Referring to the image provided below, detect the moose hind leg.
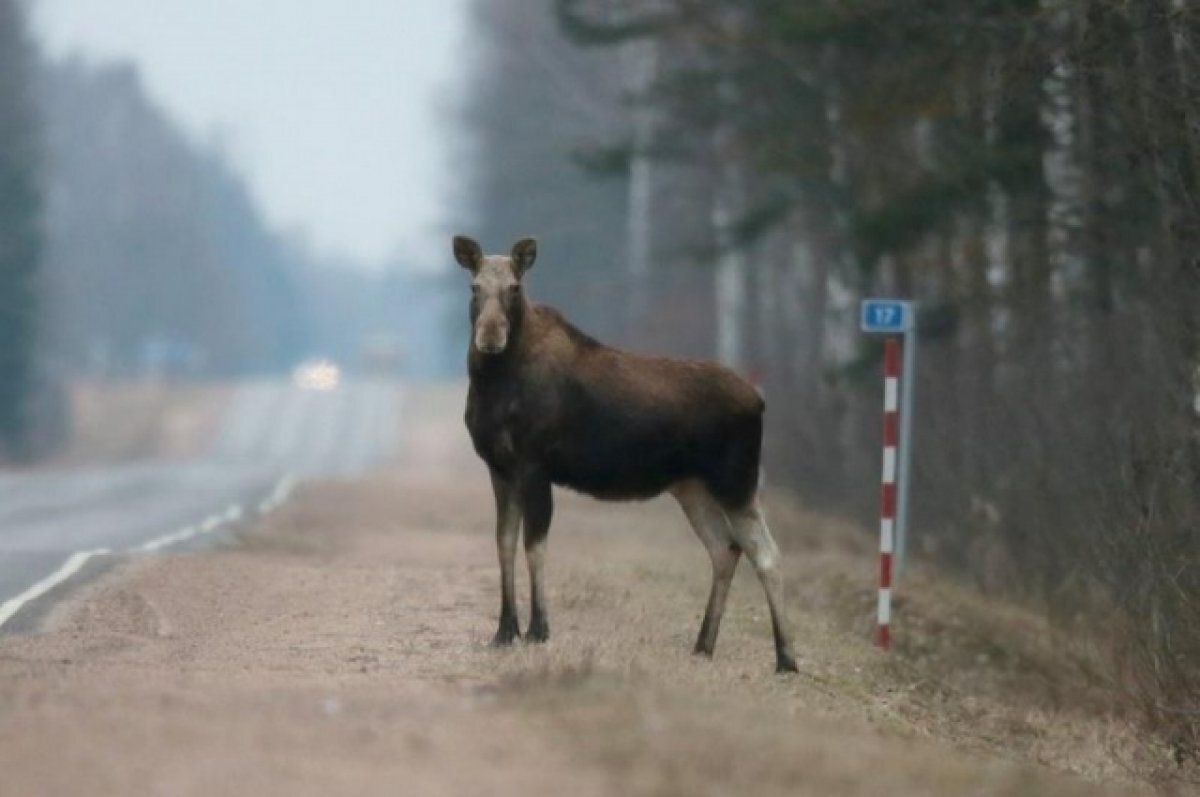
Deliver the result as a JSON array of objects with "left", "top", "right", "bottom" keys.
[
  {"left": 726, "top": 496, "right": 798, "bottom": 673},
  {"left": 490, "top": 468, "right": 522, "bottom": 646},
  {"left": 673, "top": 481, "right": 741, "bottom": 658},
  {"left": 522, "top": 476, "right": 553, "bottom": 642}
]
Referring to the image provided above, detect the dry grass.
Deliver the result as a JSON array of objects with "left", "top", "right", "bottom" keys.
[{"left": 453, "top": 483, "right": 1153, "bottom": 793}]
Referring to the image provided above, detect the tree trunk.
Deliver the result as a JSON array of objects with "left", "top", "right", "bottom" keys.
[{"left": 621, "top": 38, "right": 657, "bottom": 332}]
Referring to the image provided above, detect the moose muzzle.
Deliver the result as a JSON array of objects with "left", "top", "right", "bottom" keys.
[{"left": 474, "top": 303, "right": 509, "bottom": 354}]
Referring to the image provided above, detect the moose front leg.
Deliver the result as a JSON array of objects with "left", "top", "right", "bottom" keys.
[
  {"left": 521, "top": 476, "right": 553, "bottom": 642},
  {"left": 490, "top": 467, "right": 522, "bottom": 646}
]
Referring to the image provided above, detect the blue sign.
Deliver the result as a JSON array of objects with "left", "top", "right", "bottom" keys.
[{"left": 861, "top": 300, "right": 910, "bottom": 334}]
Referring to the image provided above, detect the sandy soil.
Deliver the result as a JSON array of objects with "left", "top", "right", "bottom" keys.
[{"left": 0, "top": 384, "right": 1169, "bottom": 795}]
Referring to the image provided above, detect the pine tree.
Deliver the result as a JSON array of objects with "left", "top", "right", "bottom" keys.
[{"left": 0, "top": 0, "right": 42, "bottom": 459}]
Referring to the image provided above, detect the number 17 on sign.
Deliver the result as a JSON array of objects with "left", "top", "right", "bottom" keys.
[{"left": 861, "top": 300, "right": 908, "bottom": 334}]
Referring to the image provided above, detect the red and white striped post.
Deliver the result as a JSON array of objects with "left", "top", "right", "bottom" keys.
[
  {"left": 877, "top": 338, "right": 900, "bottom": 650},
  {"left": 862, "top": 299, "right": 917, "bottom": 651}
]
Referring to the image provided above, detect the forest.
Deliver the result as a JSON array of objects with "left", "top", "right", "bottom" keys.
[
  {"left": 40, "top": 58, "right": 309, "bottom": 381},
  {"left": 456, "top": 0, "right": 1200, "bottom": 748}
]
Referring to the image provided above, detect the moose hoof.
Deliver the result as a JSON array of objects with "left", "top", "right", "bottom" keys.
[
  {"left": 775, "top": 653, "right": 799, "bottom": 674},
  {"left": 490, "top": 620, "right": 520, "bottom": 647},
  {"left": 490, "top": 630, "right": 519, "bottom": 647},
  {"left": 692, "top": 643, "right": 714, "bottom": 659},
  {"left": 525, "top": 619, "right": 549, "bottom": 643}
]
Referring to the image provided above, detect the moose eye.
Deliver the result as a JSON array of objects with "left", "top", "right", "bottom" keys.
[
  {"left": 506, "top": 285, "right": 521, "bottom": 297},
  {"left": 470, "top": 284, "right": 481, "bottom": 296}
]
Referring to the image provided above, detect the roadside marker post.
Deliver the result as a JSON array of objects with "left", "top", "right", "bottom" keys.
[{"left": 860, "top": 299, "right": 918, "bottom": 651}]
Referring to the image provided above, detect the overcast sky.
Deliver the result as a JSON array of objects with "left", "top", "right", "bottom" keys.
[{"left": 32, "top": 1, "right": 470, "bottom": 271}]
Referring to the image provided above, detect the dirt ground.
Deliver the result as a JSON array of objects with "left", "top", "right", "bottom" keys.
[{"left": 0, "top": 384, "right": 1175, "bottom": 795}]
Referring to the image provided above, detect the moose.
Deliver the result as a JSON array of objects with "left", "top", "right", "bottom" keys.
[{"left": 455, "top": 235, "right": 798, "bottom": 673}]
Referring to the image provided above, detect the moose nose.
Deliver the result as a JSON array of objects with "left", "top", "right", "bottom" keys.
[
  {"left": 478, "top": 339, "right": 507, "bottom": 354},
  {"left": 475, "top": 323, "right": 509, "bottom": 354}
]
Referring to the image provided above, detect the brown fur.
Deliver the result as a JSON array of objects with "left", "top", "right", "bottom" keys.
[{"left": 467, "top": 304, "right": 764, "bottom": 507}]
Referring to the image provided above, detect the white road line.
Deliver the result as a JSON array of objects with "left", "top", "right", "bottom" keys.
[
  {"left": 140, "top": 504, "right": 238, "bottom": 553},
  {"left": 0, "top": 387, "right": 315, "bottom": 632},
  {"left": 138, "top": 501, "right": 248, "bottom": 553},
  {"left": 0, "top": 548, "right": 110, "bottom": 629},
  {"left": 0, "top": 379, "right": 331, "bottom": 632},
  {"left": 140, "top": 525, "right": 197, "bottom": 552},
  {"left": 139, "top": 473, "right": 293, "bottom": 555},
  {"left": 257, "top": 473, "right": 295, "bottom": 515}
]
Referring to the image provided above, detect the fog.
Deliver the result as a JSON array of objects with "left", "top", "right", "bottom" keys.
[{"left": 34, "top": 0, "right": 470, "bottom": 269}]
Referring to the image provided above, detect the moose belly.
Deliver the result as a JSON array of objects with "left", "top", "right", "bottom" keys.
[{"left": 542, "top": 422, "right": 711, "bottom": 501}]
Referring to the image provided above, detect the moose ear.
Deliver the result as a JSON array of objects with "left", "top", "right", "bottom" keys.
[
  {"left": 453, "top": 235, "right": 482, "bottom": 271},
  {"left": 511, "top": 237, "right": 537, "bottom": 274}
]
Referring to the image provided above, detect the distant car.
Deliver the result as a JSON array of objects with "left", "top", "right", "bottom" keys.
[{"left": 292, "top": 359, "right": 341, "bottom": 391}]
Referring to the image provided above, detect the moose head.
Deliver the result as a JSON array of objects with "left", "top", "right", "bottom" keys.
[{"left": 453, "top": 235, "right": 537, "bottom": 356}]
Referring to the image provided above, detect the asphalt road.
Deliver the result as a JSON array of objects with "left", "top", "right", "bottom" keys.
[{"left": 0, "top": 378, "right": 398, "bottom": 629}]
